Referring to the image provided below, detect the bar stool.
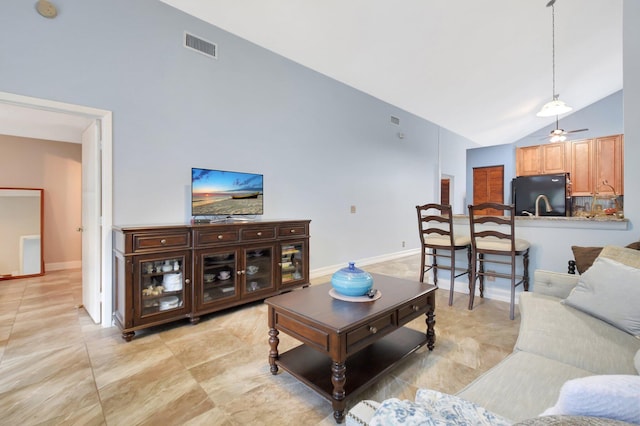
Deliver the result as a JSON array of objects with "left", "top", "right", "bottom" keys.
[
  {"left": 468, "top": 203, "right": 530, "bottom": 320},
  {"left": 416, "top": 203, "right": 471, "bottom": 306}
]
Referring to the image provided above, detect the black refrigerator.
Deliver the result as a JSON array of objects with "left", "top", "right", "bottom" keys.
[{"left": 512, "top": 173, "right": 570, "bottom": 216}]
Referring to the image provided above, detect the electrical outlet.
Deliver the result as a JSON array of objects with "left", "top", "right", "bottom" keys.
[
  {"left": 350, "top": 205, "right": 356, "bottom": 214},
  {"left": 486, "top": 270, "right": 496, "bottom": 281}
]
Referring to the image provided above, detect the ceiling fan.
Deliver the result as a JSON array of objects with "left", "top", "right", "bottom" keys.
[{"left": 543, "top": 116, "right": 588, "bottom": 142}]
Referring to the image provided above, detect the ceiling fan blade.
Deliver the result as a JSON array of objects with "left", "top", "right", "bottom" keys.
[{"left": 565, "top": 128, "right": 589, "bottom": 134}]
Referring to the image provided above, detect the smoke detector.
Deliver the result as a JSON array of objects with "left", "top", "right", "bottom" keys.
[{"left": 36, "top": 0, "right": 57, "bottom": 18}]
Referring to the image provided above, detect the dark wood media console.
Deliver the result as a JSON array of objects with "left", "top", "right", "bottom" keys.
[{"left": 112, "top": 219, "right": 310, "bottom": 341}]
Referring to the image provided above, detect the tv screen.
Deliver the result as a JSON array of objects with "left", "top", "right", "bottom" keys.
[{"left": 191, "top": 168, "right": 263, "bottom": 217}]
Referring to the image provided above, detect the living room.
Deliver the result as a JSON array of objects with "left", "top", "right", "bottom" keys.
[{"left": 1, "top": 0, "right": 639, "bottom": 423}]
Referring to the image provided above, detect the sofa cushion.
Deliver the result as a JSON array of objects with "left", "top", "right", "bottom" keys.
[
  {"left": 599, "top": 245, "right": 640, "bottom": 269},
  {"left": 369, "top": 389, "right": 510, "bottom": 426},
  {"left": 563, "top": 256, "right": 640, "bottom": 337},
  {"left": 540, "top": 375, "right": 640, "bottom": 424},
  {"left": 516, "top": 292, "right": 640, "bottom": 374},
  {"left": 456, "top": 351, "right": 593, "bottom": 422}
]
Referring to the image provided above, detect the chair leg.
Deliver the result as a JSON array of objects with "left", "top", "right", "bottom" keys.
[
  {"left": 478, "top": 253, "right": 485, "bottom": 299},
  {"left": 510, "top": 257, "right": 516, "bottom": 320},
  {"left": 523, "top": 249, "right": 530, "bottom": 291},
  {"left": 468, "top": 248, "right": 476, "bottom": 310},
  {"left": 419, "top": 247, "right": 426, "bottom": 282},
  {"left": 432, "top": 248, "right": 438, "bottom": 287},
  {"left": 448, "top": 249, "right": 455, "bottom": 306}
]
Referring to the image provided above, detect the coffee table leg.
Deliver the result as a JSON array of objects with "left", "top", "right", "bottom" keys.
[
  {"left": 269, "top": 327, "right": 279, "bottom": 374},
  {"left": 331, "top": 361, "right": 346, "bottom": 423},
  {"left": 426, "top": 305, "right": 436, "bottom": 351}
]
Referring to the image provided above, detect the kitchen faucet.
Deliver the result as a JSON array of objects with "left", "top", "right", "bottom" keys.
[{"left": 535, "top": 194, "right": 552, "bottom": 216}]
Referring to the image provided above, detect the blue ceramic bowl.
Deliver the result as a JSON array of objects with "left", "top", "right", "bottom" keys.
[{"left": 331, "top": 262, "right": 373, "bottom": 296}]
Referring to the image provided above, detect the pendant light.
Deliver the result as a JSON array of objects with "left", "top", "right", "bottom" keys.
[{"left": 537, "top": 0, "right": 572, "bottom": 117}]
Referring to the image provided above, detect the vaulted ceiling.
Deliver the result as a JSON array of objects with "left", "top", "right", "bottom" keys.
[
  {"left": 159, "top": 0, "right": 623, "bottom": 147},
  {"left": 0, "top": 1, "right": 623, "bottom": 146}
]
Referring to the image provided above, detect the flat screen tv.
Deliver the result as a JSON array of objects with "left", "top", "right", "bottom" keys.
[{"left": 191, "top": 168, "right": 263, "bottom": 217}]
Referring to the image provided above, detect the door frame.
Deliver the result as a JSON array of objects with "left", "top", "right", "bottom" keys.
[{"left": 0, "top": 91, "right": 113, "bottom": 327}]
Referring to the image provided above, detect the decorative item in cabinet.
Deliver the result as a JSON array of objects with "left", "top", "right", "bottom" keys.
[
  {"left": 198, "top": 251, "right": 239, "bottom": 309},
  {"left": 279, "top": 241, "right": 307, "bottom": 288},
  {"left": 244, "top": 246, "right": 274, "bottom": 295},
  {"left": 137, "top": 255, "right": 190, "bottom": 319}
]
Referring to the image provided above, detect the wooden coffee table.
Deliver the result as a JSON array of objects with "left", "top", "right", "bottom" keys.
[{"left": 265, "top": 273, "right": 436, "bottom": 423}]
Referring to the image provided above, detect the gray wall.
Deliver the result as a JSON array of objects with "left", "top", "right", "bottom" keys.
[
  {"left": 623, "top": 1, "right": 640, "bottom": 235},
  {"left": 0, "top": 0, "right": 475, "bottom": 271}
]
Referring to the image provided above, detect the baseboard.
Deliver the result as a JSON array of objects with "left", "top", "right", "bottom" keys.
[
  {"left": 310, "top": 249, "right": 420, "bottom": 280},
  {"left": 46, "top": 260, "right": 81, "bottom": 271},
  {"left": 434, "top": 278, "right": 517, "bottom": 305}
]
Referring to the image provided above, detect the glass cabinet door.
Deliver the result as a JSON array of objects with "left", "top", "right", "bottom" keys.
[
  {"left": 243, "top": 246, "right": 274, "bottom": 295},
  {"left": 279, "top": 241, "right": 306, "bottom": 287},
  {"left": 137, "top": 253, "right": 190, "bottom": 320},
  {"left": 200, "top": 250, "right": 238, "bottom": 306}
]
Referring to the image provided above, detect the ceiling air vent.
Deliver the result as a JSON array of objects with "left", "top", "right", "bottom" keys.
[{"left": 184, "top": 32, "right": 217, "bottom": 59}]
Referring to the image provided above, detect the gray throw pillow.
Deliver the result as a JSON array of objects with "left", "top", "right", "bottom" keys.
[{"left": 563, "top": 256, "right": 640, "bottom": 337}]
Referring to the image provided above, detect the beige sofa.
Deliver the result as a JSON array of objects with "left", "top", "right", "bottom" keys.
[{"left": 347, "top": 245, "right": 640, "bottom": 425}]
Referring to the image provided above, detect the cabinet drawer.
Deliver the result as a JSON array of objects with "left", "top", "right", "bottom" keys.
[
  {"left": 194, "top": 229, "right": 240, "bottom": 246},
  {"left": 132, "top": 232, "right": 191, "bottom": 252},
  {"left": 278, "top": 224, "right": 307, "bottom": 237},
  {"left": 241, "top": 227, "right": 276, "bottom": 241},
  {"left": 346, "top": 313, "right": 395, "bottom": 353},
  {"left": 397, "top": 295, "right": 431, "bottom": 326}
]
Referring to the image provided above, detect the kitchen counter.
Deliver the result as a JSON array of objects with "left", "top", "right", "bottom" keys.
[{"left": 452, "top": 214, "right": 629, "bottom": 230}]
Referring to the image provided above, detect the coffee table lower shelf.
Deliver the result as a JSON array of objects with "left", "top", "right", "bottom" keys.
[{"left": 275, "top": 327, "right": 427, "bottom": 401}]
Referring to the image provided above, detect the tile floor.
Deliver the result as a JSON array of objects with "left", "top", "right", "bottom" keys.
[{"left": 0, "top": 254, "right": 520, "bottom": 425}]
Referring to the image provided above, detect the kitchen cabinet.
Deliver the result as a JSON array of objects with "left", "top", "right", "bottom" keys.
[
  {"left": 113, "top": 220, "right": 310, "bottom": 341},
  {"left": 516, "top": 142, "right": 570, "bottom": 176},
  {"left": 570, "top": 135, "right": 623, "bottom": 196},
  {"left": 594, "top": 135, "right": 624, "bottom": 196}
]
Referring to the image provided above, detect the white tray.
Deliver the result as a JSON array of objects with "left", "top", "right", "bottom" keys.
[{"left": 329, "top": 288, "right": 381, "bottom": 302}]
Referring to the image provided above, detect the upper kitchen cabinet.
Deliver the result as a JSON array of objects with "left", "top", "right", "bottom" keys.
[
  {"left": 594, "top": 135, "right": 624, "bottom": 196},
  {"left": 516, "top": 142, "right": 570, "bottom": 176},
  {"left": 570, "top": 135, "right": 624, "bottom": 196}
]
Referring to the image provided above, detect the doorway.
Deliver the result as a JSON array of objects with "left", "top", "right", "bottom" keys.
[
  {"left": 472, "top": 165, "right": 504, "bottom": 215},
  {"left": 0, "top": 91, "right": 113, "bottom": 326}
]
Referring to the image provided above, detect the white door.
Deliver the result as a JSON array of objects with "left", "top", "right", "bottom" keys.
[{"left": 82, "top": 121, "right": 102, "bottom": 323}]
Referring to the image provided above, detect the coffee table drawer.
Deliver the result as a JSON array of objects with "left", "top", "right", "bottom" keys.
[
  {"left": 346, "top": 313, "right": 395, "bottom": 353},
  {"left": 397, "top": 294, "right": 431, "bottom": 326},
  {"left": 275, "top": 312, "right": 330, "bottom": 352}
]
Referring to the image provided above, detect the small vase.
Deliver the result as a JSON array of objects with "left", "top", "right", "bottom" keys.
[{"left": 331, "top": 262, "right": 373, "bottom": 296}]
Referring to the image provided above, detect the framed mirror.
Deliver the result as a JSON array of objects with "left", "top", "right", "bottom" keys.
[{"left": 0, "top": 188, "right": 44, "bottom": 279}]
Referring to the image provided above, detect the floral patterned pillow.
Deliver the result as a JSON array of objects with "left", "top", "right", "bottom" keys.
[{"left": 370, "top": 389, "right": 511, "bottom": 426}]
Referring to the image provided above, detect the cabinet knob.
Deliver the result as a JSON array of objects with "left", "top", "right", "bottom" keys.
[
  {"left": 257, "top": 232, "right": 262, "bottom": 236},
  {"left": 160, "top": 239, "right": 167, "bottom": 245},
  {"left": 237, "top": 270, "right": 244, "bottom": 275},
  {"left": 185, "top": 279, "right": 190, "bottom": 284},
  {"left": 368, "top": 326, "right": 378, "bottom": 334},
  {"left": 290, "top": 229, "right": 295, "bottom": 233},
  {"left": 217, "top": 235, "right": 223, "bottom": 240},
  {"left": 412, "top": 305, "right": 420, "bottom": 312}
]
